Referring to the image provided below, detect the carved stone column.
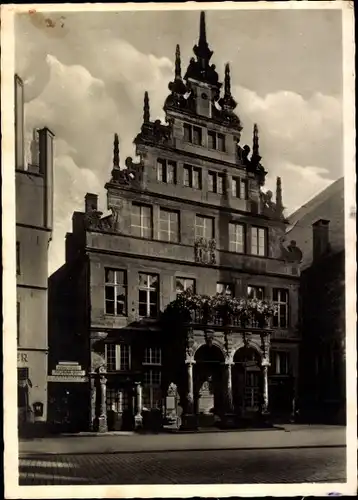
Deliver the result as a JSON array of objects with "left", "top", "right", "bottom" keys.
[
  {"left": 134, "top": 382, "right": 143, "bottom": 428},
  {"left": 90, "top": 377, "right": 96, "bottom": 431},
  {"left": 222, "top": 360, "right": 236, "bottom": 428},
  {"left": 98, "top": 373, "right": 108, "bottom": 433},
  {"left": 225, "top": 361, "right": 234, "bottom": 412},
  {"left": 186, "top": 360, "right": 195, "bottom": 413},
  {"left": 181, "top": 359, "right": 197, "bottom": 430},
  {"left": 261, "top": 359, "right": 270, "bottom": 415}
]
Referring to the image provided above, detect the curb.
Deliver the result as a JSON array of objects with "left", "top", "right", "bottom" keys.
[{"left": 19, "top": 443, "right": 346, "bottom": 457}]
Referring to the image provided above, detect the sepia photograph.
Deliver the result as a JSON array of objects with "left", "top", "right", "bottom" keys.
[{"left": 1, "top": 1, "right": 356, "bottom": 497}]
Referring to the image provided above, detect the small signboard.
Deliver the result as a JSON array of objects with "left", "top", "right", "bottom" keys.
[{"left": 48, "top": 361, "right": 88, "bottom": 383}]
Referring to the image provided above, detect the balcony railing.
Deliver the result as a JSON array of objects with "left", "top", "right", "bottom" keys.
[{"left": 187, "top": 309, "right": 271, "bottom": 329}]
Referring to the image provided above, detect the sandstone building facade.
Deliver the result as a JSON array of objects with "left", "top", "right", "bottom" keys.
[
  {"left": 15, "top": 74, "right": 55, "bottom": 431},
  {"left": 49, "top": 12, "right": 302, "bottom": 431}
]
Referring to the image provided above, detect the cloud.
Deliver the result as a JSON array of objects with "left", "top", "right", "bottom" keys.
[
  {"left": 22, "top": 47, "right": 173, "bottom": 274},
  {"left": 235, "top": 85, "right": 342, "bottom": 215}
]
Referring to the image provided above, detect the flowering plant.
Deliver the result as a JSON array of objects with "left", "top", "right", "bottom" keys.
[{"left": 163, "top": 290, "right": 278, "bottom": 327}]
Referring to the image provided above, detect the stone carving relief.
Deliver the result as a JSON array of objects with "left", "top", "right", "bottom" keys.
[
  {"left": 194, "top": 238, "right": 216, "bottom": 265},
  {"left": 269, "top": 225, "right": 303, "bottom": 263},
  {"left": 167, "top": 383, "right": 178, "bottom": 397},
  {"left": 91, "top": 351, "right": 106, "bottom": 372},
  {"left": 84, "top": 201, "right": 124, "bottom": 234}
]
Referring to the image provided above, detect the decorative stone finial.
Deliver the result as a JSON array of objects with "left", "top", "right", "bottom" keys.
[
  {"left": 194, "top": 11, "right": 213, "bottom": 64},
  {"left": 219, "top": 63, "right": 237, "bottom": 111},
  {"left": 143, "top": 91, "right": 150, "bottom": 123},
  {"left": 224, "top": 63, "right": 231, "bottom": 97},
  {"left": 175, "top": 44, "right": 182, "bottom": 80},
  {"left": 113, "top": 133, "right": 120, "bottom": 169},
  {"left": 276, "top": 176, "right": 284, "bottom": 216},
  {"left": 253, "top": 123, "right": 260, "bottom": 159}
]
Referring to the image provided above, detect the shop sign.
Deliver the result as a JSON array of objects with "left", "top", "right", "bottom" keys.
[{"left": 49, "top": 361, "right": 87, "bottom": 383}]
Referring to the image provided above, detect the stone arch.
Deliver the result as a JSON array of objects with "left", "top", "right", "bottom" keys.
[
  {"left": 192, "top": 340, "right": 226, "bottom": 360},
  {"left": 231, "top": 343, "right": 263, "bottom": 415},
  {"left": 230, "top": 339, "right": 263, "bottom": 363},
  {"left": 193, "top": 343, "right": 226, "bottom": 418}
]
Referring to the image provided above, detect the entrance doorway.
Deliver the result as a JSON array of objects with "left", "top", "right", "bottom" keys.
[
  {"left": 233, "top": 347, "right": 261, "bottom": 416},
  {"left": 194, "top": 344, "right": 225, "bottom": 424}
]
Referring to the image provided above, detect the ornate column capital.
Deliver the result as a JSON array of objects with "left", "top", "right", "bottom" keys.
[
  {"left": 261, "top": 359, "right": 270, "bottom": 367},
  {"left": 185, "top": 358, "right": 196, "bottom": 365}
]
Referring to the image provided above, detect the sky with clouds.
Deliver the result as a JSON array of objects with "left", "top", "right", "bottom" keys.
[{"left": 15, "top": 8, "right": 343, "bottom": 275}]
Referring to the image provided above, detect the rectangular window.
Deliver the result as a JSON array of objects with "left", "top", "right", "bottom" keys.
[
  {"left": 132, "top": 204, "right": 153, "bottom": 239},
  {"left": 270, "top": 350, "right": 290, "bottom": 375},
  {"left": 176, "top": 277, "right": 196, "bottom": 296},
  {"left": 159, "top": 209, "right": 179, "bottom": 243},
  {"left": 105, "top": 344, "right": 116, "bottom": 371},
  {"left": 17, "top": 301, "right": 20, "bottom": 345},
  {"left": 105, "top": 344, "right": 131, "bottom": 372},
  {"left": 157, "top": 159, "right": 177, "bottom": 184},
  {"left": 247, "top": 286, "right": 265, "bottom": 300},
  {"left": 216, "top": 283, "right": 234, "bottom": 297},
  {"left": 208, "top": 172, "right": 215, "bottom": 193},
  {"left": 217, "top": 133, "right": 226, "bottom": 152},
  {"left": 251, "top": 226, "right": 267, "bottom": 256},
  {"left": 143, "top": 347, "right": 162, "bottom": 365},
  {"left": 106, "top": 388, "right": 129, "bottom": 414},
  {"left": 193, "top": 167, "right": 202, "bottom": 189},
  {"left": 217, "top": 174, "right": 225, "bottom": 195},
  {"left": 208, "top": 131, "right": 226, "bottom": 151},
  {"left": 229, "top": 222, "right": 245, "bottom": 253},
  {"left": 272, "top": 288, "right": 289, "bottom": 328},
  {"left": 240, "top": 178, "right": 248, "bottom": 199},
  {"left": 143, "top": 368, "right": 162, "bottom": 409},
  {"left": 16, "top": 242, "right": 20, "bottom": 276},
  {"left": 105, "top": 269, "right": 127, "bottom": 316},
  {"left": 138, "top": 273, "right": 159, "bottom": 318},
  {"left": 183, "top": 123, "right": 192, "bottom": 142},
  {"left": 208, "top": 171, "right": 225, "bottom": 194},
  {"left": 208, "top": 131, "right": 217, "bottom": 150},
  {"left": 183, "top": 165, "right": 191, "bottom": 187},
  {"left": 183, "top": 165, "right": 202, "bottom": 189},
  {"left": 232, "top": 177, "right": 248, "bottom": 199},
  {"left": 195, "top": 215, "right": 214, "bottom": 240},
  {"left": 193, "top": 126, "right": 202, "bottom": 146},
  {"left": 143, "top": 347, "right": 162, "bottom": 409}
]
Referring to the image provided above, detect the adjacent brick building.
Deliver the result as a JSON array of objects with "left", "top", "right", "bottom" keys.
[
  {"left": 15, "top": 75, "right": 55, "bottom": 431},
  {"left": 288, "top": 178, "right": 345, "bottom": 424},
  {"left": 48, "top": 12, "right": 303, "bottom": 432}
]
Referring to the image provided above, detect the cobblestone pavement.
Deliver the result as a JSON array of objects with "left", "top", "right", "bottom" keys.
[{"left": 19, "top": 446, "right": 346, "bottom": 485}]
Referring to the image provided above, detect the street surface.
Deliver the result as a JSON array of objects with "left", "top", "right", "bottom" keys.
[{"left": 19, "top": 425, "right": 346, "bottom": 485}]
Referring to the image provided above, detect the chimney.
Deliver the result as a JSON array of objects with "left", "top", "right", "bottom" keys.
[
  {"left": 313, "top": 219, "right": 330, "bottom": 260},
  {"left": 14, "top": 75, "right": 25, "bottom": 170},
  {"left": 85, "top": 193, "right": 98, "bottom": 213},
  {"left": 38, "top": 127, "right": 55, "bottom": 230}
]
